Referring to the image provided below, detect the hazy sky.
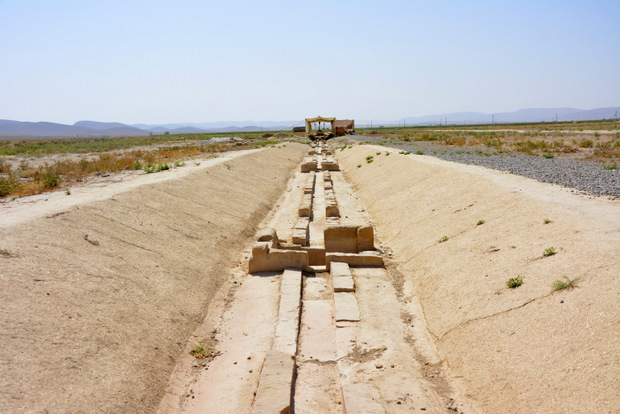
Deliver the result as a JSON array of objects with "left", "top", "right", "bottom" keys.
[{"left": 1, "top": 0, "right": 619, "bottom": 124}]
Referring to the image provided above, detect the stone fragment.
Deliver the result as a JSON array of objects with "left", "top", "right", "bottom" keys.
[{"left": 252, "top": 351, "right": 295, "bottom": 414}]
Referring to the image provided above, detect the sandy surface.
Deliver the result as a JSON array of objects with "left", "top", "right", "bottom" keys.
[
  {"left": 0, "top": 144, "right": 306, "bottom": 413},
  {"left": 336, "top": 145, "right": 619, "bottom": 413}
]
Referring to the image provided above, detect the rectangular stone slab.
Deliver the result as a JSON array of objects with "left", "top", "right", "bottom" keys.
[
  {"left": 334, "top": 292, "right": 360, "bottom": 322},
  {"left": 252, "top": 350, "right": 295, "bottom": 414},
  {"left": 332, "top": 275, "right": 354, "bottom": 292},
  {"left": 330, "top": 261, "right": 352, "bottom": 277},
  {"left": 273, "top": 269, "right": 303, "bottom": 356}
]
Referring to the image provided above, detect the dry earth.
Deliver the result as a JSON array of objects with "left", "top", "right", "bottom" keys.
[
  {"left": 1, "top": 139, "right": 618, "bottom": 413},
  {"left": 336, "top": 145, "right": 619, "bottom": 413},
  {"left": 0, "top": 144, "right": 306, "bottom": 413}
]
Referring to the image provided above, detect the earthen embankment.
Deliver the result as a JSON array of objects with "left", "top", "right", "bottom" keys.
[
  {"left": 0, "top": 144, "right": 306, "bottom": 413},
  {"left": 336, "top": 145, "right": 619, "bottom": 413}
]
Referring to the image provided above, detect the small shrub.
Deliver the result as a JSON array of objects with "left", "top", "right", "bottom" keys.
[
  {"left": 552, "top": 276, "right": 582, "bottom": 291},
  {"left": 39, "top": 170, "right": 61, "bottom": 188},
  {"left": 143, "top": 165, "right": 156, "bottom": 173},
  {"left": 579, "top": 139, "right": 593, "bottom": 148},
  {"left": 0, "top": 175, "right": 22, "bottom": 197},
  {"left": 603, "top": 163, "right": 617, "bottom": 170},
  {"left": 376, "top": 151, "right": 381, "bottom": 155},
  {"left": 542, "top": 153, "right": 555, "bottom": 158},
  {"left": 65, "top": 188, "right": 71, "bottom": 195},
  {"left": 385, "top": 151, "right": 389, "bottom": 156},
  {"left": 543, "top": 218, "right": 552, "bottom": 224},
  {"left": 543, "top": 247, "right": 557, "bottom": 257},
  {"left": 438, "top": 236, "right": 448, "bottom": 243},
  {"left": 365, "top": 155, "right": 374, "bottom": 164},
  {"left": 506, "top": 276, "right": 523, "bottom": 288},
  {"left": 132, "top": 162, "right": 143, "bottom": 170},
  {"left": 174, "top": 161, "right": 185, "bottom": 167},
  {"left": 477, "top": 219, "right": 486, "bottom": 225},
  {"left": 415, "top": 150, "right": 424, "bottom": 155},
  {"left": 357, "top": 164, "right": 361, "bottom": 168}
]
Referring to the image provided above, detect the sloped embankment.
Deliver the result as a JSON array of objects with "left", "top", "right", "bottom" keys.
[
  {"left": 0, "top": 144, "right": 305, "bottom": 413},
  {"left": 336, "top": 145, "right": 619, "bottom": 413}
]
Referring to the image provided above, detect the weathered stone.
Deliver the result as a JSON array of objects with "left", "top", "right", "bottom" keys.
[
  {"left": 248, "top": 249, "right": 308, "bottom": 273},
  {"left": 325, "top": 252, "right": 383, "bottom": 270},
  {"left": 274, "top": 269, "right": 302, "bottom": 356},
  {"left": 252, "top": 351, "right": 295, "bottom": 414},
  {"left": 334, "top": 292, "right": 360, "bottom": 322},
  {"left": 332, "top": 275, "right": 354, "bottom": 292},
  {"left": 330, "top": 261, "right": 351, "bottom": 277},
  {"left": 341, "top": 383, "right": 385, "bottom": 413},
  {"left": 324, "top": 225, "right": 359, "bottom": 253},
  {"left": 357, "top": 225, "right": 374, "bottom": 251},
  {"left": 252, "top": 242, "right": 270, "bottom": 256},
  {"left": 257, "top": 228, "right": 279, "bottom": 248}
]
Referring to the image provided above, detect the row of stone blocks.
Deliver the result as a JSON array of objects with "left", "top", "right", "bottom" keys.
[
  {"left": 248, "top": 225, "right": 383, "bottom": 273},
  {"left": 323, "top": 171, "right": 339, "bottom": 218}
]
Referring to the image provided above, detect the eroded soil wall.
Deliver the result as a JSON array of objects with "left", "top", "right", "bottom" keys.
[
  {"left": 0, "top": 144, "right": 305, "bottom": 413},
  {"left": 336, "top": 145, "right": 619, "bottom": 413}
]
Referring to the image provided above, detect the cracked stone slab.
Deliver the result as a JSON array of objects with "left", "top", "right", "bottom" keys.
[
  {"left": 334, "top": 292, "right": 360, "bottom": 322},
  {"left": 273, "top": 269, "right": 302, "bottom": 356},
  {"left": 330, "top": 261, "right": 352, "bottom": 277}
]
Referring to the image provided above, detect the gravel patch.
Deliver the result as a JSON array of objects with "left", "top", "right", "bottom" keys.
[{"left": 353, "top": 136, "right": 620, "bottom": 199}]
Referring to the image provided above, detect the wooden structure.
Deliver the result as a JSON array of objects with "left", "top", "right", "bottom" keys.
[{"left": 305, "top": 116, "right": 354, "bottom": 140}]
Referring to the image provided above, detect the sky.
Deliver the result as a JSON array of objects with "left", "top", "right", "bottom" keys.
[{"left": 0, "top": 0, "right": 619, "bottom": 125}]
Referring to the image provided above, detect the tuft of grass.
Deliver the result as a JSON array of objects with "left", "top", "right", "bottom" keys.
[
  {"left": 543, "top": 247, "right": 557, "bottom": 257},
  {"left": 438, "top": 236, "right": 448, "bottom": 243},
  {"left": 385, "top": 151, "right": 390, "bottom": 156},
  {"left": 552, "top": 276, "right": 582, "bottom": 291},
  {"left": 357, "top": 164, "right": 361, "bottom": 168},
  {"left": 376, "top": 151, "right": 382, "bottom": 155},
  {"left": 174, "top": 161, "right": 185, "bottom": 167},
  {"left": 415, "top": 150, "right": 424, "bottom": 155},
  {"left": 132, "top": 162, "right": 143, "bottom": 170},
  {"left": 506, "top": 276, "right": 523, "bottom": 288},
  {"left": 39, "top": 170, "right": 61, "bottom": 189},
  {"left": 477, "top": 219, "right": 486, "bottom": 225},
  {"left": 543, "top": 218, "right": 552, "bottom": 224},
  {"left": 190, "top": 342, "right": 221, "bottom": 360},
  {"left": 603, "top": 163, "right": 617, "bottom": 170},
  {"left": 542, "top": 153, "right": 555, "bottom": 158},
  {"left": 65, "top": 188, "right": 71, "bottom": 195},
  {"left": 365, "top": 155, "right": 374, "bottom": 164}
]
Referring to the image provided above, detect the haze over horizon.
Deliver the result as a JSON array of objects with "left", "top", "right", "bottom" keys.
[{"left": 1, "top": 0, "right": 618, "bottom": 125}]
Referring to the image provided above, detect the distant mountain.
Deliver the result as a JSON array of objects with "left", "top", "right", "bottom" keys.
[
  {"left": 1, "top": 108, "right": 617, "bottom": 138},
  {"left": 73, "top": 120, "right": 136, "bottom": 130},
  {"left": 385, "top": 107, "right": 620, "bottom": 126}
]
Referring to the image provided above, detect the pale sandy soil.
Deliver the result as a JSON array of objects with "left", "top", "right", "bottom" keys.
[
  {"left": 0, "top": 144, "right": 306, "bottom": 413},
  {"left": 336, "top": 145, "right": 619, "bottom": 413}
]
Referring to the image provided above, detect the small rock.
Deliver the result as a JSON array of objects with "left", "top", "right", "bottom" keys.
[
  {"left": 234, "top": 361, "right": 237, "bottom": 365},
  {"left": 560, "top": 300, "right": 564, "bottom": 303},
  {"left": 375, "top": 363, "right": 383, "bottom": 369},
  {"left": 421, "top": 408, "right": 426, "bottom": 411},
  {"left": 249, "top": 370, "right": 253, "bottom": 373},
  {"left": 391, "top": 364, "right": 395, "bottom": 368}
]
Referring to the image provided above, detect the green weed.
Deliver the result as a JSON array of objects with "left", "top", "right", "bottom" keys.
[
  {"left": 552, "top": 276, "right": 582, "bottom": 291},
  {"left": 477, "top": 220, "right": 486, "bottom": 225},
  {"left": 506, "top": 276, "right": 523, "bottom": 288},
  {"left": 438, "top": 236, "right": 448, "bottom": 243},
  {"left": 543, "top": 247, "right": 557, "bottom": 257}
]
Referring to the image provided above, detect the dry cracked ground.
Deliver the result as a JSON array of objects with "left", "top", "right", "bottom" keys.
[{"left": 1, "top": 141, "right": 618, "bottom": 413}]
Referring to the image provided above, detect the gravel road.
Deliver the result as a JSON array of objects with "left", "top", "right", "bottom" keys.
[{"left": 354, "top": 136, "right": 620, "bottom": 199}]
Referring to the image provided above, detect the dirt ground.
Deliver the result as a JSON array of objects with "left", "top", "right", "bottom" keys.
[
  {"left": 336, "top": 145, "right": 619, "bottom": 413},
  {"left": 0, "top": 144, "right": 306, "bottom": 413},
  {"left": 1, "top": 139, "right": 618, "bottom": 413}
]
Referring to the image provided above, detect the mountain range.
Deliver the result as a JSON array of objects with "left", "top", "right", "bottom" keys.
[{"left": 0, "top": 107, "right": 617, "bottom": 138}]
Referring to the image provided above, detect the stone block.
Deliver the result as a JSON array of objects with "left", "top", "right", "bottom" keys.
[
  {"left": 334, "top": 292, "right": 360, "bottom": 322},
  {"left": 298, "top": 194, "right": 313, "bottom": 217},
  {"left": 252, "top": 242, "right": 270, "bottom": 256},
  {"left": 292, "top": 228, "right": 308, "bottom": 246},
  {"left": 252, "top": 351, "right": 295, "bottom": 414},
  {"left": 274, "top": 269, "right": 302, "bottom": 356},
  {"left": 330, "top": 261, "right": 351, "bottom": 277},
  {"left": 324, "top": 225, "right": 359, "bottom": 253},
  {"left": 332, "top": 275, "right": 354, "bottom": 292},
  {"left": 248, "top": 249, "right": 308, "bottom": 273},
  {"left": 357, "top": 225, "right": 374, "bottom": 251},
  {"left": 257, "top": 228, "right": 279, "bottom": 248},
  {"left": 300, "top": 158, "right": 318, "bottom": 173},
  {"left": 325, "top": 252, "right": 383, "bottom": 270}
]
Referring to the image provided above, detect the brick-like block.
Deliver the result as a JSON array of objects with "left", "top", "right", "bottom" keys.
[
  {"left": 257, "top": 228, "right": 279, "bottom": 248},
  {"left": 357, "top": 225, "right": 374, "bottom": 251},
  {"left": 332, "top": 275, "right": 354, "bottom": 292},
  {"left": 330, "top": 261, "right": 351, "bottom": 277},
  {"left": 300, "top": 158, "right": 318, "bottom": 173},
  {"left": 252, "top": 242, "right": 270, "bottom": 256},
  {"left": 334, "top": 292, "right": 360, "bottom": 322},
  {"left": 252, "top": 351, "right": 295, "bottom": 414},
  {"left": 324, "top": 225, "right": 359, "bottom": 253},
  {"left": 325, "top": 252, "right": 383, "bottom": 270},
  {"left": 249, "top": 249, "right": 308, "bottom": 273},
  {"left": 274, "top": 269, "right": 302, "bottom": 356}
]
